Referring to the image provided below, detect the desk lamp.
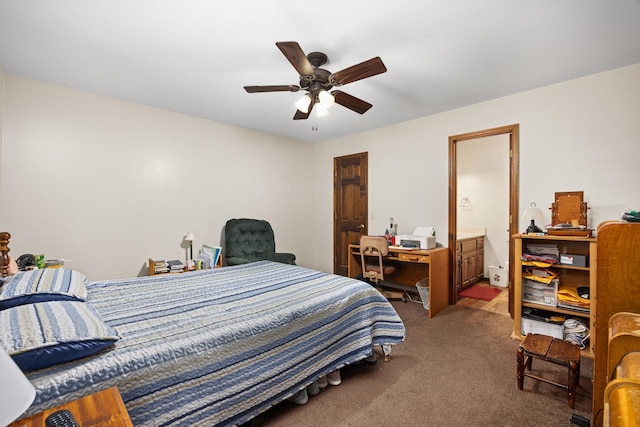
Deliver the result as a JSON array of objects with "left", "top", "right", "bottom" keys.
[
  {"left": 185, "top": 232, "right": 195, "bottom": 260},
  {"left": 0, "top": 346, "right": 36, "bottom": 426},
  {"left": 522, "top": 202, "right": 544, "bottom": 234}
]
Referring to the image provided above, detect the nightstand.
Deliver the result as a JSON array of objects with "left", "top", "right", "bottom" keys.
[
  {"left": 9, "top": 386, "right": 132, "bottom": 427},
  {"left": 148, "top": 258, "right": 185, "bottom": 275},
  {"left": 148, "top": 257, "right": 222, "bottom": 275}
]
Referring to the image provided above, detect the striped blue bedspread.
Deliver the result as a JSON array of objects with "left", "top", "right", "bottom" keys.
[{"left": 24, "top": 261, "right": 405, "bottom": 426}]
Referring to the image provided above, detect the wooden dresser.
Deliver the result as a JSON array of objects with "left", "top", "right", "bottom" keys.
[{"left": 592, "top": 220, "right": 640, "bottom": 425}]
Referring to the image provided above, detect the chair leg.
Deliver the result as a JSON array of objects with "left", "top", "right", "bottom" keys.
[{"left": 517, "top": 347, "right": 526, "bottom": 390}]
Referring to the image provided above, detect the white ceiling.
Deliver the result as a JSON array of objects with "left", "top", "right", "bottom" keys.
[{"left": 1, "top": 1, "right": 639, "bottom": 144}]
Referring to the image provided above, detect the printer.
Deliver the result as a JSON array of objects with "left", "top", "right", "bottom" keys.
[{"left": 395, "top": 227, "right": 436, "bottom": 249}]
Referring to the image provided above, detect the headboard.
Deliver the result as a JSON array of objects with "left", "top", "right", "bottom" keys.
[{"left": 0, "top": 231, "right": 11, "bottom": 277}]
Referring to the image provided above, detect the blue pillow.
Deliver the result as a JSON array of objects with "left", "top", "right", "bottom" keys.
[
  {"left": 0, "top": 300, "right": 119, "bottom": 372},
  {"left": 0, "top": 268, "right": 88, "bottom": 310}
]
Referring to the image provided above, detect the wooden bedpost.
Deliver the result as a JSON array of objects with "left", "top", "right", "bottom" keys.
[{"left": 0, "top": 231, "right": 11, "bottom": 277}]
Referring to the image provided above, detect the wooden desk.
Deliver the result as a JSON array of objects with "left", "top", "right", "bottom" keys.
[
  {"left": 348, "top": 244, "right": 449, "bottom": 318},
  {"left": 10, "top": 386, "right": 133, "bottom": 427}
]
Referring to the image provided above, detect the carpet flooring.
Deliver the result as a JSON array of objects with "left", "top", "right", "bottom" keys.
[{"left": 258, "top": 302, "right": 593, "bottom": 427}]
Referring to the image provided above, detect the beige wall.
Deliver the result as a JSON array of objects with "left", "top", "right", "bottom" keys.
[
  {"left": 312, "top": 63, "right": 640, "bottom": 273},
  {"left": 1, "top": 75, "right": 314, "bottom": 280},
  {"left": 2, "top": 64, "right": 639, "bottom": 280}
]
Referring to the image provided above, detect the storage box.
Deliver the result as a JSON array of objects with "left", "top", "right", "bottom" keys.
[
  {"left": 560, "top": 254, "right": 587, "bottom": 267},
  {"left": 522, "top": 278, "right": 558, "bottom": 307},
  {"left": 521, "top": 317, "right": 564, "bottom": 339}
]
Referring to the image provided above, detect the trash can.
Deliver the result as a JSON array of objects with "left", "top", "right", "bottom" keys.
[
  {"left": 488, "top": 265, "right": 508, "bottom": 288},
  {"left": 416, "top": 278, "right": 430, "bottom": 310}
]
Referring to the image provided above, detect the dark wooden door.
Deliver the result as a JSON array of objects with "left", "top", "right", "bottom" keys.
[{"left": 334, "top": 152, "right": 368, "bottom": 276}]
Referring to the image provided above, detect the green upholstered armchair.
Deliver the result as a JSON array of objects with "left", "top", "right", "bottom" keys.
[{"left": 224, "top": 218, "right": 296, "bottom": 266}]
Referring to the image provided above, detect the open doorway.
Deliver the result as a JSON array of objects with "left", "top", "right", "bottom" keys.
[{"left": 448, "top": 125, "right": 519, "bottom": 316}]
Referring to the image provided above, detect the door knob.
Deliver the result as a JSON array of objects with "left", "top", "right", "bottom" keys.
[{"left": 356, "top": 224, "right": 365, "bottom": 230}]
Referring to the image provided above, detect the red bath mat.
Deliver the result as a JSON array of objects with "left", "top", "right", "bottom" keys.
[{"left": 458, "top": 284, "right": 502, "bottom": 301}]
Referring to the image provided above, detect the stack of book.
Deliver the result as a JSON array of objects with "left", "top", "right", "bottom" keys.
[
  {"left": 153, "top": 260, "right": 169, "bottom": 274},
  {"left": 167, "top": 259, "right": 185, "bottom": 273}
]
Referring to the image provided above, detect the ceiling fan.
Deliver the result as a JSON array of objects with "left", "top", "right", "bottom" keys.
[{"left": 244, "top": 41, "right": 387, "bottom": 120}]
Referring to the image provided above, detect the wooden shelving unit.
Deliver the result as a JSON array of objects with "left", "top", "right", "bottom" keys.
[
  {"left": 148, "top": 258, "right": 185, "bottom": 276},
  {"left": 148, "top": 256, "right": 222, "bottom": 275},
  {"left": 512, "top": 233, "right": 596, "bottom": 359}
]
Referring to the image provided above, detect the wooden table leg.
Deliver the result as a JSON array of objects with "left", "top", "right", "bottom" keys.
[{"left": 568, "top": 359, "right": 579, "bottom": 409}]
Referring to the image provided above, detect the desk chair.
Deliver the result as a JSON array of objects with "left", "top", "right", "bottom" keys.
[{"left": 360, "top": 236, "right": 406, "bottom": 302}]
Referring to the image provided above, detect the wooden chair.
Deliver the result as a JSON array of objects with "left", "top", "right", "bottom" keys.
[{"left": 360, "top": 236, "right": 405, "bottom": 302}]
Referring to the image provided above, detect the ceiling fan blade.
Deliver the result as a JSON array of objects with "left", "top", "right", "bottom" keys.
[
  {"left": 276, "top": 41, "right": 314, "bottom": 77},
  {"left": 332, "top": 90, "right": 373, "bottom": 114},
  {"left": 293, "top": 109, "right": 310, "bottom": 120},
  {"left": 244, "top": 85, "right": 300, "bottom": 93},
  {"left": 293, "top": 100, "right": 315, "bottom": 120},
  {"left": 330, "top": 57, "right": 387, "bottom": 86}
]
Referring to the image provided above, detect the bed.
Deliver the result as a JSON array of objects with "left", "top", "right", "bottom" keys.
[{"left": 0, "top": 233, "right": 405, "bottom": 426}]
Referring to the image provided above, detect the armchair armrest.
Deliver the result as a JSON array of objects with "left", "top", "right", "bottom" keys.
[
  {"left": 225, "top": 256, "right": 252, "bottom": 266},
  {"left": 266, "top": 252, "right": 296, "bottom": 265}
]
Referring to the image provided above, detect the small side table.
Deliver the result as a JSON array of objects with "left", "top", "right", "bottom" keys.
[
  {"left": 149, "top": 256, "right": 223, "bottom": 275},
  {"left": 9, "top": 386, "right": 132, "bottom": 427},
  {"left": 517, "top": 333, "right": 581, "bottom": 408}
]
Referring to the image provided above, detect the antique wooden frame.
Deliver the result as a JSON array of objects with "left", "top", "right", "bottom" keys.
[{"left": 550, "top": 191, "right": 588, "bottom": 227}]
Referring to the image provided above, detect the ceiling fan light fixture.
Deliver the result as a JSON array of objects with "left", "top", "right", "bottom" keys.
[
  {"left": 245, "top": 41, "right": 387, "bottom": 120},
  {"left": 318, "top": 90, "right": 335, "bottom": 108},
  {"left": 295, "top": 94, "right": 312, "bottom": 113}
]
